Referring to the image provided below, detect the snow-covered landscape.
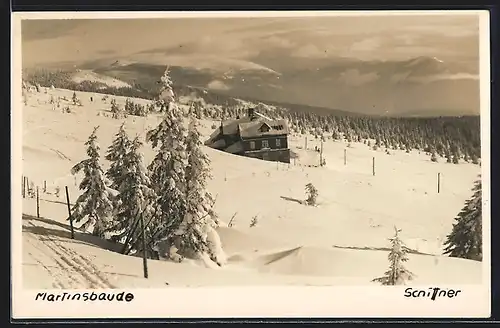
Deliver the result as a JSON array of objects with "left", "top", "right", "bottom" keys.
[
  {"left": 19, "top": 85, "right": 484, "bottom": 289},
  {"left": 12, "top": 12, "right": 491, "bottom": 320}
]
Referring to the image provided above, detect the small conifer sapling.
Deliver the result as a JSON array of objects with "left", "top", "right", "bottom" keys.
[
  {"left": 372, "top": 227, "right": 415, "bottom": 285},
  {"left": 305, "top": 183, "right": 318, "bottom": 206},
  {"left": 431, "top": 151, "right": 438, "bottom": 162}
]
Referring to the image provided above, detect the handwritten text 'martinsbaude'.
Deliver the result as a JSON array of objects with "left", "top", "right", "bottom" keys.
[{"left": 35, "top": 291, "right": 135, "bottom": 302}]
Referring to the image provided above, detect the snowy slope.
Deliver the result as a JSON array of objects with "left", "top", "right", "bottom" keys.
[
  {"left": 71, "top": 70, "right": 132, "bottom": 89},
  {"left": 19, "top": 87, "right": 483, "bottom": 289}
]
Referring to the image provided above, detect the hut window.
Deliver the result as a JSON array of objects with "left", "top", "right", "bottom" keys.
[
  {"left": 249, "top": 141, "right": 256, "bottom": 150},
  {"left": 262, "top": 140, "right": 269, "bottom": 148},
  {"left": 276, "top": 138, "right": 281, "bottom": 147}
]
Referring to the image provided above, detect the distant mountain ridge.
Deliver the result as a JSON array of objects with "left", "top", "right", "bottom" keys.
[
  {"left": 24, "top": 53, "right": 480, "bottom": 117},
  {"left": 22, "top": 67, "right": 363, "bottom": 119}
]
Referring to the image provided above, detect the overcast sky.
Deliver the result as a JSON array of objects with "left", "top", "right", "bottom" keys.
[{"left": 21, "top": 13, "right": 480, "bottom": 68}]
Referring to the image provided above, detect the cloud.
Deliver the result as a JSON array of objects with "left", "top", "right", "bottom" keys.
[
  {"left": 207, "top": 80, "right": 231, "bottom": 91},
  {"left": 391, "top": 71, "right": 479, "bottom": 84},
  {"left": 21, "top": 19, "right": 86, "bottom": 41},
  {"left": 391, "top": 45, "right": 440, "bottom": 57},
  {"left": 183, "top": 33, "right": 298, "bottom": 58},
  {"left": 96, "top": 49, "right": 116, "bottom": 55},
  {"left": 409, "top": 73, "right": 479, "bottom": 84},
  {"left": 390, "top": 73, "right": 411, "bottom": 84},
  {"left": 338, "top": 69, "right": 380, "bottom": 86},
  {"left": 179, "top": 35, "right": 256, "bottom": 58},
  {"left": 402, "top": 24, "right": 479, "bottom": 38},
  {"left": 21, "top": 15, "right": 480, "bottom": 67},
  {"left": 393, "top": 34, "right": 419, "bottom": 46},
  {"left": 292, "top": 44, "right": 329, "bottom": 58},
  {"left": 262, "top": 35, "right": 295, "bottom": 49},
  {"left": 339, "top": 37, "right": 386, "bottom": 59},
  {"left": 350, "top": 37, "right": 382, "bottom": 53}
]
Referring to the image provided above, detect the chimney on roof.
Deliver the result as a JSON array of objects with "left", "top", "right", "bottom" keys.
[{"left": 248, "top": 107, "right": 257, "bottom": 121}]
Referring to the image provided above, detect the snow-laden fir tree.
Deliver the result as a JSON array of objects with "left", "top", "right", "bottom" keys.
[
  {"left": 464, "top": 153, "right": 470, "bottom": 163},
  {"left": 110, "top": 98, "right": 119, "bottom": 111},
  {"left": 431, "top": 151, "right": 438, "bottom": 162},
  {"left": 372, "top": 226, "right": 415, "bottom": 285},
  {"left": 249, "top": 216, "right": 258, "bottom": 228},
  {"left": 124, "top": 99, "right": 133, "bottom": 114},
  {"left": 305, "top": 183, "right": 318, "bottom": 206},
  {"left": 147, "top": 102, "right": 156, "bottom": 114},
  {"left": 105, "top": 123, "right": 132, "bottom": 190},
  {"left": 70, "top": 126, "right": 114, "bottom": 238},
  {"left": 471, "top": 152, "right": 479, "bottom": 165},
  {"left": 443, "top": 177, "right": 482, "bottom": 261},
  {"left": 157, "top": 68, "right": 175, "bottom": 112},
  {"left": 172, "top": 118, "right": 225, "bottom": 264},
  {"left": 146, "top": 68, "right": 188, "bottom": 255},
  {"left": 446, "top": 151, "right": 452, "bottom": 163},
  {"left": 107, "top": 136, "right": 157, "bottom": 254},
  {"left": 110, "top": 99, "right": 126, "bottom": 119},
  {"left": 22, "top": 82, "right": 29, "bottom": 105}
]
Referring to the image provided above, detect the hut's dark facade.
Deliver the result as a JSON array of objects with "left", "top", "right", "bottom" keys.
[{"left": 205, "top": 108, "right": 291, "bottom": 164}]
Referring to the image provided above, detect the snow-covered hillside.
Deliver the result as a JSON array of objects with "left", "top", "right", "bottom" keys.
[
  {"left": 71, "top": 70, "right": 132, "bottom": 89},
  {"left": 19, "top": 87, "right": 483, "bottom": 289}
]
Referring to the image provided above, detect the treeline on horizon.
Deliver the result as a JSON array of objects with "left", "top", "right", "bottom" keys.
[{"left": 23, "top": 68, "right": 482, "bottom": 163}]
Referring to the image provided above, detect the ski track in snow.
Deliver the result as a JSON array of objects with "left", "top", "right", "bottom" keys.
[
  {"left": 50, "top": 148, "right": 72, "bottom": 161},
  {"left": 24, "top": 221, "right": 115, "bottom": 289}
]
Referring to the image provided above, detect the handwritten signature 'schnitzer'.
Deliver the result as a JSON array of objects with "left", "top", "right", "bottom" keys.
[{"left": 404, "top": 287, "right": 462, "bottom": 301}]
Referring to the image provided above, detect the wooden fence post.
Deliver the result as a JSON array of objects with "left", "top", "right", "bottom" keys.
[
  {"left": 22, "top": 176, "right": 25, "bottom": 198},
  {"left": 320, "top": 140, "right": 324, "bottom": 167},
  {"left": 437, "top": 172, "right": 441, "bottom": 194},
  {"left": 344, "top": 149, "right": 347, "bottom": 166},
  {"left": 43, "top": 180, "right": 47, "bottom": 193},
  {"left": 36, "top": 187, "right": 40, "bottom": 218},
  {"left": 121, "top": 210, "right": 143, "bottom": 255},
  {"left": 372, "top": 157, "right": 376, "bottom": 176},
  {"left": 65, "top": 186, "right": 75, "bottom": 239},
  {"left": 140, "top": 211, "right": 149, "bottom": 279}
]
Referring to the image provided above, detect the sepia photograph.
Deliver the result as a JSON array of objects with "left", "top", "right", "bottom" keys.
[{"left": 12, "top": 10, "right": 490, "bottom": 319}]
